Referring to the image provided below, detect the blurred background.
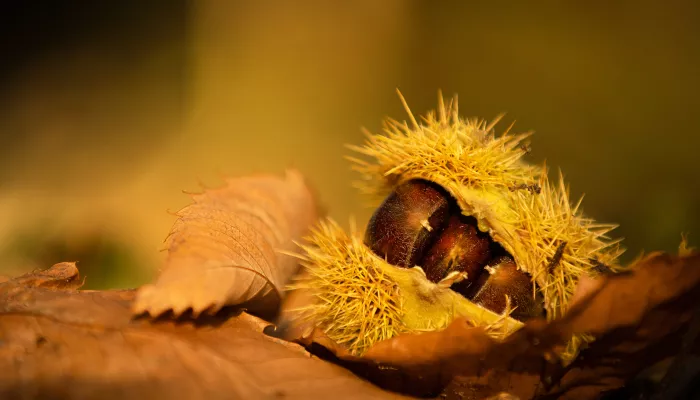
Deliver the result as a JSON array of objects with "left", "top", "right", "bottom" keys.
[{"left": 0, "top": 1, "right": 697, "bottom": 289}]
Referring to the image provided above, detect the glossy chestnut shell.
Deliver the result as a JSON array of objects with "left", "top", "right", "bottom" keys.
[
  {"left": 364, "top": 179, "right": 544, "bottom": 321},
  {"left": 365, "top": 180, "right": 450, "bottom": 268}
]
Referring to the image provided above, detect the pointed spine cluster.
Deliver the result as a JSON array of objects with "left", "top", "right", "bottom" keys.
[
  {"left": 349, "top": 92, "right": 624, "bottom": 331},
  {"left": 291, "top": 220, "right": 406, "bottom": 355},
  {"left": 348, "top": 94, "right": 539, "bottom": 203}
]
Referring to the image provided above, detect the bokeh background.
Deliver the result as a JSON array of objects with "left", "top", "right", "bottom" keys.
[{"left": 0, "top": 1, "right": 698, "bottom": 289}]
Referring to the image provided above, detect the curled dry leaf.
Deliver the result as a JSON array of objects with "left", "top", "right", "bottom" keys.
[
  {"left": 539, "top": 251, "right": 700, "bottom": 399},
  {"left": 0, "top": 263, "right": 409, "bottom": 400},
  {"left": 2, "top": 261, "right": 82, "bottom": 290},
  {"left": 282, "top": 252, "right": 700, "bottom": 399},
  {"left": 133, "top": 170, "right": 318, "bottom": 318}
]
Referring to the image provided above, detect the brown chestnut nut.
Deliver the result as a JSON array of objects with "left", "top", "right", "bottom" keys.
[
  {"left": 364, "top": 179, "right": 544, "bottom": 322},
  {"left": 465, "top": 256, "right": 545, "bottom": 321},
  {"left": 421, "top": 215, "right": 492, "bottom": 284},
  {"left": 364, "top": 180, "right": 451, "bottom": 268}
]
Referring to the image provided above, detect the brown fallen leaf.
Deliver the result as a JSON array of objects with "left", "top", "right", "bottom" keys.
[
  {"left": 282, "top": 252, "right": 700, "bottom": 399},
  {"left": 539, "top": 251, "right": 700, "bottom": 399},
  {"left": 0, "top": 263, "right": 409, "bottom": 400},
  {"left": 133, "top": 170, "right": 318, "bottom": 318},
  {"left": 2, "top": 261, "right": 82, "bottom": 290}
]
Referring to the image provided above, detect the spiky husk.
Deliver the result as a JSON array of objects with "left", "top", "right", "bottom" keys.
[
  {"left": 292, "top": 219, "right": 523, "bottom": 356},
  {"left": 297, "top": 92, "right": 625, "bottom": 361},
  {"left": 349, "top": 93, "right": 624, "bottom": 321},
  {"left": 290, "top": 220, "right": 404, "bottom": 354}
]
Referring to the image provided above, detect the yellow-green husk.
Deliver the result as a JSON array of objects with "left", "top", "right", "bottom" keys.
[{"left": 294, "top": 92, "right": 624, "bottom": 362}]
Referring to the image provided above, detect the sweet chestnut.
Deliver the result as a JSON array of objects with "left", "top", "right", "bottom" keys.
[
  {"left": 421, "top": 214, "right": 492, "bottom": 284},
  {"left": 467, "top": 255, "right": 545, "bottom": 320},
  {"left": 364, "top": 180, "right": 451, "bottom": 268},
  {"left": 364, "top": 179, "right": 543, "bottom": 321},
  {"left": 298, "top": 94, "right": 623, "bottom": 361}
]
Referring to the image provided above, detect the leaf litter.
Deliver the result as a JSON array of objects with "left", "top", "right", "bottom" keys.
[
  {"left": 0, "top": 262, "right": 407, "bottom": 400},
  {"left": 279, "top": 252, "right": 700, "bottom": 399},
  {"left": 1, "top": 170, "right": 699, "bottom": 399},
  {"left": 133, "top": 169, "right": 318, "bottom": 318}
]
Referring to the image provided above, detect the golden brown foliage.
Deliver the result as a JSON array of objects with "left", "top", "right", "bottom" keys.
[
  {"left": 0, "top": 263, "right": 406, "bottom": 400},
  {"left": 133, "top": 170, "right": 318, "bottom": 318},
  {"left": 2, "top": 171, "right": 699, "bottom": 399},
  {"left": 284, "top": 252, "right": 700, "bottom": 399}
]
